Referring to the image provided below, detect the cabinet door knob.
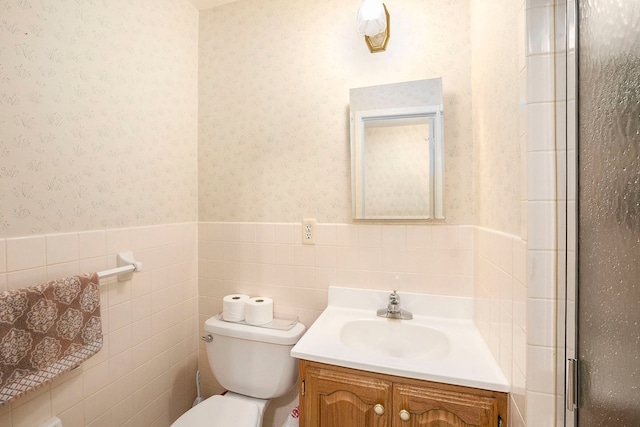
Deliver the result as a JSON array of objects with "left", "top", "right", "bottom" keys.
[
  {"left": 374, "top": 404, "right": 385, "bottom": 415},
  {"left": 399, "top": 409, "right": 410, "bottom": 421}
]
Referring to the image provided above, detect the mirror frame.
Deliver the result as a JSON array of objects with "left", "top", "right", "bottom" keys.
[{"left": 350, "top": 104, "right": 444, "bottom": 220}]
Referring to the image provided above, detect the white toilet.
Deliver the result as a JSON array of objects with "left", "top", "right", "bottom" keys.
[{"left": 171, "top": 315, "right": 306, "bottom": 427}]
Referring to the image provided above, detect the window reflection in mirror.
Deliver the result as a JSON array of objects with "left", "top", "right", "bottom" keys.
[{"left": 350, "top": 79, "right": 444, "bottom": 220}]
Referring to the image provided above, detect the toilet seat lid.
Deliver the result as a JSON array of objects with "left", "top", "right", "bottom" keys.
[{"left": 171, "top": 395, "right": 260, "bottom": 427}]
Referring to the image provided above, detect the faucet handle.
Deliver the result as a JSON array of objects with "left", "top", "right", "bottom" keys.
[{"left": 389, "top": 290, "right": 399, "bottom": 303}]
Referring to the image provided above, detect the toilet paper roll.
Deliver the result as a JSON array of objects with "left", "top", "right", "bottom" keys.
[
  {"left": 244, "top": 297, "right": 274, "bottom": 326},
  {"left": 222, "top": 294, "right": 250, "bottom": 322}
]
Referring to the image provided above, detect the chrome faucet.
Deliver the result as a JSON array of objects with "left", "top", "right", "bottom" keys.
[{"left": 377, "top": 290, "right": 413, "bottom": 320}]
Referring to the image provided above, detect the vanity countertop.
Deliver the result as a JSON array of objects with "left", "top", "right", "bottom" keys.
[{"left": 291, "top": 286, "right": 510, "bottom": 393}]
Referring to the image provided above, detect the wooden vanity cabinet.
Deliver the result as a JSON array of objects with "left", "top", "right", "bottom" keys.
[{"left": 299, "top": 360, "right": 508, "bottom": 427}]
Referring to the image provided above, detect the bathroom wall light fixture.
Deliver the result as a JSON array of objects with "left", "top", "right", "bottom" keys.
[{"left": 357, "top": 0, "right": 390, "bottom": 53}]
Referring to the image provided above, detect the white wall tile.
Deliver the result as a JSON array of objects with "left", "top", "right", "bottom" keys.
[
  {"left": 358, "top": 225, "right": 382, "bottom": 248},
  {"left": 513, "top": 239, "right": 527, "bottom": 284},
  {"left": 79, "top": 231, "right": 107, "bottom": 260},
  {"left": 431, "top": 226, "right": 459, "bottom": 251},
  {"left": 527, "top": 102, "right": 555, "bottom": 151},
  {"left": 106, "top": 229, "right": 131, "bottom": 257},
  {"left": 527, "top": 54, "right": 555, "bottom": 103},
  {"left": 46, "top": 233, "right": 79, "bottom": 265},
  {"left": 255, "top": 224, "right": 275, "bottom": 243},
  {"left": 47, "top": 261, "right": 80, "bottom": 281},
  {"left": 357, "top": 247, "right": 383, "bottom": 271},
  {"left": 527, "top": 202, "right": 556, "bottom": 250},
  {"left": 12, "top": 390, "right": 52, "bottom": 427},
  {"left": 382, "top": 249, "right": 406, "bottom": 273},
  {"left": 527, "top": 298, "right": 556, "bottom": 346},
  {"left": 527, "top": 250, "right": 556, "bottom": 298},
  {"left": 528, "top": 151, "right": 557, "bottom": 201},
  {"left": 524, "top": 1, "right": 559, "bottom": 415},
  {"left": 237, "top": 223, "right": 256, "bottom": 242},
  {"left": 4, "top": 222, "right": 199, "bottom": 427},
  {"left": 51, "top": 371, "right": 84, "bottom": 416},
  {"left": 7, "top": 236, "right": 46, "bottom": 272},
  {"left": 382, "top": 226, "right": 406, "bottom": 249},
  {"left": 335, "top": 224, "right": 359, "bottom": 247},
  {"left": 406, "top": 226, "right": 429, "bottom": 249},
  {"left": 527, "top": 345, "right": 556, "bottom": 394},
  {"left": 255, "top": 243, "right": 275, "bottom": 264},
  {"left": 526, "top": 391, "right": 556, "bottom": 426},
  {"left": 130, "top": 226, "right": 167, "bottom": 251},
  {"left": 0, "top": 240, "right": 6, "bottom": 274},
  {"left": 526, "top": 6, "right": 554, "bottom": 55},
  {"left": 513, "top": 279, "right": 527, "bottom": 331},
  {"left": 474, "top": 226, "right": 528, "bottom": 404},
  {"left": 528, "top": 0, "right": 554, "bottom": 7},
  {"left": 316, "top": 224, "right": 336, "bottom": 246},
  {"left": 314, "top": 246, "right": 336, "bottom": 268},
  {"left": 294, "top": 245, "right": 315, "bottom": 267}
]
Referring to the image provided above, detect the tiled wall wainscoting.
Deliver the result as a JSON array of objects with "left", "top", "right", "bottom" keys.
[
  {"left": 474, "top": 227, "right": 527, "bottom": 426},
  {"left": 198, "top": 221, "right": 475, "bottom": 332},
  {"left": 198, "top": 221, "right": 523, "bottom": 427},
  {"left": 0, "top": 223, "right": 199, "bottom": 427},
  {"left": 0, "top": 221, "right": 541, "bottom": 427}
]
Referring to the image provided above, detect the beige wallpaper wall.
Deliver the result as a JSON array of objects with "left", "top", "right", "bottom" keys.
[
  {"left": 470, "top": 0, "right": 523, "bottom": 236},
  {"left": 0, "top": 0, "right": 199, "bottom": 238},
  {"left": 198, "top": 0, "right": 474, "bottom": 225}
]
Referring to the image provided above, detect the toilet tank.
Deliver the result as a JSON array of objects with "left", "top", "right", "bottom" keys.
[{"left": 204, "top": 315, "right": 306, "bottom": 399}]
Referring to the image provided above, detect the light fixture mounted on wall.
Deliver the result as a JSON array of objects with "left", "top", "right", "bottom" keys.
[{"left": 357, "top": 0, "right": 390, "bottom": 53}]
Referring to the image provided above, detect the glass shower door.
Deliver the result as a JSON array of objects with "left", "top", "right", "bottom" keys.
[{"left": 576, "top": 0, "right": 640, "bottom": 425}]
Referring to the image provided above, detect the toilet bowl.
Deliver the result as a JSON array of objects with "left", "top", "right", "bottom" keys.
[
  {"left": 171, "top": 315, "right": 306, "bottom": 427},
  {"left": 171, "top": 393, "right": 266, "bottom": 427}
]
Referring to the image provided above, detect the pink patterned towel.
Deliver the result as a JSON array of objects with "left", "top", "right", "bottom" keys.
[{"left": 0, "top": 273, "right": 103, "bottom": 405}]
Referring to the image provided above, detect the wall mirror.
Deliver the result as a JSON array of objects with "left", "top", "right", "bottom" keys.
[{"left": 350, "top": 78, "right": 444, "bottom": 220}]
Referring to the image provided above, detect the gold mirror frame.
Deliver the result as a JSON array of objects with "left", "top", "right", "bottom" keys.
[{"left": 364, "top": 4, "right": 390, "bottom": 53}]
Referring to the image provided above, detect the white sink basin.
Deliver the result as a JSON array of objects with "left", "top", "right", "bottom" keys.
[
  {"left": 291, "top": 286, "right": 510, "bottom": 393},
  {"left": 340, "top": 319, "right": 450, "bottom": 360}
]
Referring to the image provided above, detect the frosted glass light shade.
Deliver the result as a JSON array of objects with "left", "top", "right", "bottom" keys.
[{"left": 357, "top": 0, "right": 387, "bottom": 37}]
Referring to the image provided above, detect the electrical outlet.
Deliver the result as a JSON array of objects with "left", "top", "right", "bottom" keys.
[{"left": 302, "top": 218, "right": 317, "bottom": 245}]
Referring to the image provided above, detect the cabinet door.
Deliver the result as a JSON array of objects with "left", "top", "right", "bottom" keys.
[
  {"left": 301, "top": 364, "right": 392, "bottom": 427},
  {"left": 393, "top": 383, "right": 502, "bottom": 427}
]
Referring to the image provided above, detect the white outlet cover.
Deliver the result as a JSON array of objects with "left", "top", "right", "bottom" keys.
[{"left": 302, "top": 218, "right": 317, "bottom": 245}]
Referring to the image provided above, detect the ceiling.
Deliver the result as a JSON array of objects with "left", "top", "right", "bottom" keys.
[{"left": 188, "top": 0, "right": 238, "bottom": 10}]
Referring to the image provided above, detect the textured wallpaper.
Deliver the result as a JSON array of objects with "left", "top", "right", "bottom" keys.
[
  {"left": 0, "top": 0, "right": 199, "bottom": 238},
  {"left": 470, "top": 0, "right": 522, "bottom": 235},
  {"left": 198, "top": 0, "right": 474, "bottom": 224}
]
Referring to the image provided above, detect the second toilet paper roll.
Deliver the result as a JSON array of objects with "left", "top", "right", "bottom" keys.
[
  {"left": 223, "top": 294, "right": 250, "bottom": 322},
  {"left": 244, "top": 297, "right": 274, "bottom": 325}
]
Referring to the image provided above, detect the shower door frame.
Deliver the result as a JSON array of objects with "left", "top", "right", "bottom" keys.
[{"left": 556, "top": 0, "right": 578, "bottom": 426}]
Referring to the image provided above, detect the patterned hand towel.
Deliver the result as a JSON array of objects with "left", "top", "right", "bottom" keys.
[{"left": 0, "top": 273, "right": 102, "bottom": 405}]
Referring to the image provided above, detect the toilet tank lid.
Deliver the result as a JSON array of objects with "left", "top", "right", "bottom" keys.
[{"left": 205, "top": 315, "right": 306, "bottom": 345}]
